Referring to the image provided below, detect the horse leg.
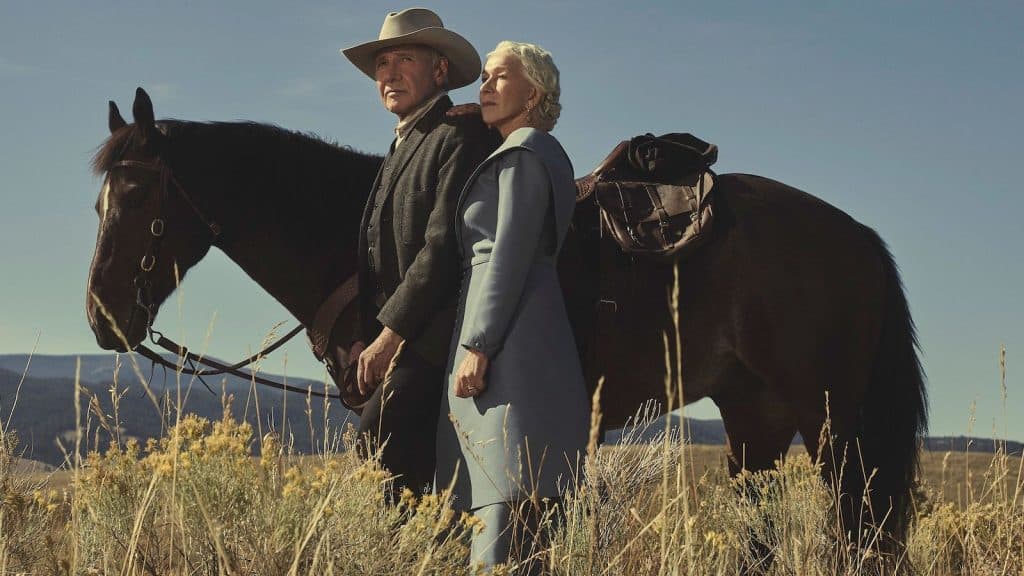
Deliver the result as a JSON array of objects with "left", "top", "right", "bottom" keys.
[
  {"left": 798, "top": 402, "right": 896, "bottom": 561},
  {"left": 713, "top": 362, "right": 798, "bottom": 573},
  {"left": 714, "top": 367, "right": 797, "bottom": 476}
]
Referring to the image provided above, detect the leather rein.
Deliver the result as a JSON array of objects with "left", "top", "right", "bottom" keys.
[{"left": 109, "top": 158, "right": 350, "bottom": 399}]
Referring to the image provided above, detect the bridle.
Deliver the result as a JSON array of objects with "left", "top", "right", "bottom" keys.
[{"left": 106, "top": 157, "right": 341, "bottom": 399}]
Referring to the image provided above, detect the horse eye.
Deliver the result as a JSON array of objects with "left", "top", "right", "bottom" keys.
[{"left": 118, "top": 183, "right": 147, "bottom": 209}]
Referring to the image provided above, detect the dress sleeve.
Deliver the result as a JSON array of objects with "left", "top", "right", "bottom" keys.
[{"left": 460, "top": 149, "right": 551, "bottom": 357}]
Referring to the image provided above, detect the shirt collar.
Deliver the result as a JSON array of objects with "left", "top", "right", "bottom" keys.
[{"left": 394, "top": 90, "right": 447, "bottom": 145}]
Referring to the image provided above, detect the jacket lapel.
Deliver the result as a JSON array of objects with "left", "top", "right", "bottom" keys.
[{"left": 375, "top": 95, "right": 453, "bottom": 209}]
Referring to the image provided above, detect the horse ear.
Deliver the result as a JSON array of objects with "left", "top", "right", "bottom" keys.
[
  {"left": 108, "top": 101, "right": 127, "bottom": 133},
  {"left": 132, "top": 87, "right": 157, "bottom": 139}
]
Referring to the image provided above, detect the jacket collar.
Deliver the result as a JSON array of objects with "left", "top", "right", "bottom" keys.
[
  {"left": 382, "top": 93, "right": 450, "bottom": 184},
  {"left": 373, "top": 94, "right": 454, "bottom": 202},
  {"left": 395, "top": 90, "right": 448, "bottom": 145}
]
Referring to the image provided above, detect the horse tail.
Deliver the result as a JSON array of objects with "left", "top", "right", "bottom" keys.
[{"left": 859, "top": 229, "right": 928, "bottom": 542}]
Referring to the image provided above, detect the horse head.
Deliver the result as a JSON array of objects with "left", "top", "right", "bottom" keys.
[{"left": 86, "top": 88, "right": 216, "bottom": 351}]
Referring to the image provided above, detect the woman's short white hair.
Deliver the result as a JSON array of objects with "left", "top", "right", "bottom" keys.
[{"left": 488, "top": 41, "right": 561, "bottom": 130}]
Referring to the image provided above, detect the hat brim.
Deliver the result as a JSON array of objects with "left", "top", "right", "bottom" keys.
[{"left": 341, "top": 28, "right": 481, "bottom": 90}]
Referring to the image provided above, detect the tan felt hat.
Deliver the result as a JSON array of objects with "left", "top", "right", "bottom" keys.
[{"left": 341, "top": 8, "right": 481, "bottom": 90}]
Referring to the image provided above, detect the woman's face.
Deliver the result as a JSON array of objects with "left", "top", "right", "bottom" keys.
[{"left": 479, "top": 51, "right": 538, "bottom": 137}]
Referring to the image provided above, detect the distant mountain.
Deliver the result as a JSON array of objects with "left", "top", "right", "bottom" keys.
[
  {"left": 0, "top": 353, "right": 302, "bottom": 394},
  {"left": 924, "top": 436, "right": 1023, "bottom": 455},
  {"left": 602, "top": 411, "right": 1022, "bottom": 456},
  {"left": 1, "top": 354, "right": 1019, "bottom": 468},
  {"left": 0, "top": 354, "right": 355, "bottom": 467}
]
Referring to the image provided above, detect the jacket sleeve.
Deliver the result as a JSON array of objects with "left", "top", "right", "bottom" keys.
[
  {"left": 460, "top": 150, "right": 551, "bottom": 357},
  {"left": 376, "top": 125, "right": 493, "bottom": 340}
]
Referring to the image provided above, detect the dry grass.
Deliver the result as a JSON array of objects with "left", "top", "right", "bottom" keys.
[
  {"left": 0, "top": 385, "right": 1020, "bottom": 574},
  {"left": 1, "top": 271, "right": 1015, "bottom": 574}
]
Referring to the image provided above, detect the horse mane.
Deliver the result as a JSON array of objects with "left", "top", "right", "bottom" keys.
[
  {"left": 92, "top": 120, "right": 381, "bottom": 176},
  {"left": 91, "top": 125, "right": 143, "bottom": 175}
]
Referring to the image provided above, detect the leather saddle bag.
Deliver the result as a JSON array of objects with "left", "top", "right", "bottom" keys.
[
  {"left": 577, "top": 133, "right": 718, "bottom": 257},
  {"left": 596, "top": 172, "right": 714, "bottom": 257}
]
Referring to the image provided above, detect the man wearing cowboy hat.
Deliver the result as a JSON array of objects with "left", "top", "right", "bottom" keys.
[{"left": 342, "top": 8, "right": 499, "bottom": 497}]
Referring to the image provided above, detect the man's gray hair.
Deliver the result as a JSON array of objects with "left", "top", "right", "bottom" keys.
[{"left": 488, "top": 41, "right": 561, "bottom": 130}]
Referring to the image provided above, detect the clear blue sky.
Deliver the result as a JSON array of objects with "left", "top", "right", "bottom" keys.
[{"left": 1, "top": 1, "right": 1021, "bottom": 439}]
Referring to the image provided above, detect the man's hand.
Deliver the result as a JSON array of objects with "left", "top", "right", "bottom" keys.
[
  {"left": 356, "top": 327, "right": 404, "bottom": 396},
  {"left": 445, "top": 102, "right": 481, "bottom": 117},
  {"left": 453, "top": 349, "right": 488, "bottom": 398},
  {"left": 346, "top": 340, "right": 366, "bottom": 368}
]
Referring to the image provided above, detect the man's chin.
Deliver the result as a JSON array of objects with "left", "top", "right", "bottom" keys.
[{"left": 384, "top": 97, "right": 411, "bottom": 116}]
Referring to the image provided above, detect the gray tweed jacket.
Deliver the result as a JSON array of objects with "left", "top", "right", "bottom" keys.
[{"left": 355, "top": 95, "right": 500, "bottom": 367}]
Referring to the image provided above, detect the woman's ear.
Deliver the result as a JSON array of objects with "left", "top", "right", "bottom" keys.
[{"left": 528, "top": 87, "right": 540, "bottom": 109}]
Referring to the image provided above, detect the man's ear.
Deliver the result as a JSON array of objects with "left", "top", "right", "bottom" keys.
[{"left": 435, "top": 56, "right": 450, "bottom": 87}]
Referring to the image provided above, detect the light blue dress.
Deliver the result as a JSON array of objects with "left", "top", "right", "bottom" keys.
[{"left": 435, "top": 127, "right": 590, "bottom": 512}]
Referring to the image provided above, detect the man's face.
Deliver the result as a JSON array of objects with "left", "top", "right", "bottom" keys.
[{"left": 374, "top": 45, "right": 447, "bottom": 118}]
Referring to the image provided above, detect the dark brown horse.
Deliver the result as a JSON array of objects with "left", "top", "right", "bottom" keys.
[{"left": 86, "top": 88, "right": 926, "bottom": 550}]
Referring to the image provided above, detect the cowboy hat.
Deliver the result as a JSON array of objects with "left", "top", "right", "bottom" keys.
[{"left": 341, "top": 8, "right": 480, "bottom": 90}]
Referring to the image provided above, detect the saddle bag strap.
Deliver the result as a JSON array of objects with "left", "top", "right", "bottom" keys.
[
  {"left": 645, "top": 184, "right": 672, "bottom": 231},
  {"left": 644, "top": 184, "right": 674, "bottom": 246},
  {"left": 614, "top": 182, "right": 642, "bottom": 244}
]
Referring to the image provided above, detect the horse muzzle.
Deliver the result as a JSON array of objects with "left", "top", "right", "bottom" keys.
[{"left": 87, "top": 299, "right": 147, "bottom": 352}]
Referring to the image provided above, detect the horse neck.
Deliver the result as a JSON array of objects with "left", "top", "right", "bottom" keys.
[{"left": 172, "top": 125, "right": 378, "bottom": 327}]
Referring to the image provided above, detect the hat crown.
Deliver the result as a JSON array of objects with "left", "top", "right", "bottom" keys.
[{"left": 379, "top": 8, "right": 444, "bottom": 40}]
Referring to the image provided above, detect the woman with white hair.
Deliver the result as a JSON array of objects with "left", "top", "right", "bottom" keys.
[{"left": 436, "top": 41, "right": 590, "bottom": 571}]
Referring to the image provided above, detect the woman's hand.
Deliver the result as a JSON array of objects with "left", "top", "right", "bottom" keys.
[{"left": 454, "top": 349, "right": 489, "bottom": 398}]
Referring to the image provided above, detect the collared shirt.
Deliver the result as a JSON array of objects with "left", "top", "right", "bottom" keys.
[{"left": 394, "top": 90, "right": 447, "bottom": 147}]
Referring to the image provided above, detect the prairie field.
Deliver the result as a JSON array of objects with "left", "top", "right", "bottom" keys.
[{"left": 1, "top": 388, "right": 1021, "bottom": 576}]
